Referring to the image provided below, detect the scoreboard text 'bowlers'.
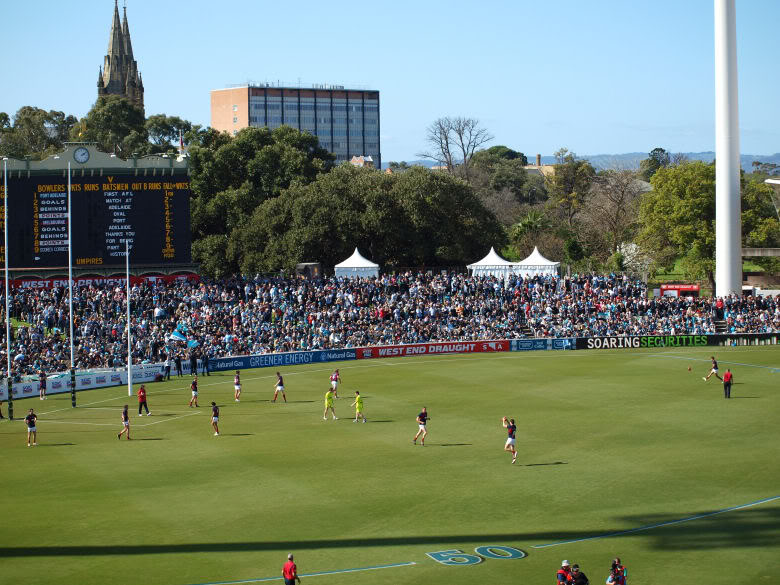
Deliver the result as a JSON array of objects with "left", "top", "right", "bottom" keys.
[{"left": 0, "top": 175, "right": 191, "bottom": 268}]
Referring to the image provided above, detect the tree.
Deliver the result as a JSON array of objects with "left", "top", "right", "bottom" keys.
[
  {"left": 71, "top": 96, "right": 146, "bottom": 155},
  {"left": 583, "top": 169, "right": 646, "bottom": 256},
  {"left": 388, "top": 161, "right": 413, "bottom": 172},
  {"left": 0, "top": 107, "right": 77, "bottom": 159},
  {"left": 546, "top": 149, "right": 595, "bottom": 227},
  {"left": 234, "top": 165, "right": 505, "bottom": 273},
  {"left": 639, "top": 162, "right": 780, "bottom": 289},
  {"left": 145, "top": 114, "right": 193, "bottom": 153},
  {"left": 741, "top": 177, "right": 780, "bottom": 273},
  {"left": 417, "top": 116, "right": 493, "bottom": 177},
  {"left": 474, "top": 145, "right": 528, "bottom": 165},
  {"left": 188, "top": 125, "right": 334, "bottom": 275},
  {"left": 639, "top": 147, "right": 671, "bottom": 181},
  {"left": 638, "top": 161, "right": 717, "bottom": 289}
]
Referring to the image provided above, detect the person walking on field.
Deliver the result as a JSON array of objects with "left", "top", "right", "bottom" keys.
[
  {"left": 723, "top": 368, "right": 733, "bottom": 399},
  {"left": 282, "top": 553, "right": 301, "bottom": 585},
  {"left": 211, "top": 402, "right": 220, "bottom": 436},
  {"left": 323, "top": 388, "right": 337, "bottom": 420},
  {"left": 329, "top": 369, "right": 341, "bottom": 398},
  {"left": 25, "top": 408, "right": 38, "bottom": 446},
  {"left": 38, "top": 369, "right": 47, "bottom": 400},
  {"left": 351, "top": 390, "right": 366, "bottom": 423},
  {"left": 272, "top": 372, "right": 287, "bottom": 403},
  {"left": 117, "top": 405, "right": 131, "bottom": 440},
  {"left": 189, "top": 376, "right": 199, "bottom": 407},
  {"left": 175, "top": 354, "right": 183, "bottom": 377},
  {"left": 234, "top": 370, "right": 242, "bottom": 402},
  {"left": 502, "top": 416, "right": 518, "bottom": 464},
  {"left": 137, "top": 384, "right": 151, "bottom": 416},
  {"left": 413, "top": 407, "right": 429, "bottom": 446},
  {"left": 703, "top": 356, "right": 723, "bottom": 382}
]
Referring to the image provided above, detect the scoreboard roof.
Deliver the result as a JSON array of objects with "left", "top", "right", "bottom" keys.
[{"left": 2, "top": 143, "right": 189, "bottom": 175}]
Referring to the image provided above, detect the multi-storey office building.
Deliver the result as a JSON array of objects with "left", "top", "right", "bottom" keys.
[{"left": 211, "top": 84, "right": 380, "bottom": 167}]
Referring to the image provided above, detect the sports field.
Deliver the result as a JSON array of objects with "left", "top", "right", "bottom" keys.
[{"left": 1, "top": 346, "right": 778, "bottom": 585}]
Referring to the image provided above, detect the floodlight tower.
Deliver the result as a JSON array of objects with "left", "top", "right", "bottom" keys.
[{"left": 714, "top": 0, "right": 742, "bottom": 297}]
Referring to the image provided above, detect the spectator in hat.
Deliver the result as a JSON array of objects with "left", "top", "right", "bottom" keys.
[{"left": 557, "top": 560, "right": 573, "bottom": 584}]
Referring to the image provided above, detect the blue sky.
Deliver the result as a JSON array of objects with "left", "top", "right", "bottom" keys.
[{"left": 2, "top": 0, "right": 778, "bottom": 162}]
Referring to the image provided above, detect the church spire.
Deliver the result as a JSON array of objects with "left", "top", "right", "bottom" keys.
[
  {"left": 107, "top": 0, "right": 124, "bottom": 58},
  {"left": 122, "top": 2, "right": 134, "bottom": 61},
  {"left": 98, "top": 1, "right": 144, "bottom": 114}
]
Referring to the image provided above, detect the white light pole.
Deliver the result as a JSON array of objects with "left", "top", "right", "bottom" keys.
[
  {"left": 68, "top": 162, "right": 76, "bottom": 407},
  {"left": 126, "top": 239, "right": 132, "bottom": 397},
  {"left": 3, "top": 157, "right": 13, "bottom": 419},
  {"left": 714, "top": 0, "right": 742, "bottom": 297}
]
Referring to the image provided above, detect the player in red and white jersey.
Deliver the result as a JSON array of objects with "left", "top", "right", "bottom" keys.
[
  {"left": 329, "top": 369, "right": 341, "bottom": 398},
  {"left": 234, "top": 370, "right": 242, "bottom": 402}
]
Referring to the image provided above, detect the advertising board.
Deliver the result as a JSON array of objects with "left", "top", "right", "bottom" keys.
[{"left": 356, "top": 340, "right": 509, "bottom": 359}]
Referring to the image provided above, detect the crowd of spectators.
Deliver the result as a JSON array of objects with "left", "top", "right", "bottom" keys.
[{"left": 1, "top": 272, "right": 778, "bottom": 379}]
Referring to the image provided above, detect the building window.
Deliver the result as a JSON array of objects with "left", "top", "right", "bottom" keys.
[
  {"left": 233, "top": 116, "right": 238, "bottom": 123},
  {"left": 232, "top": 105, "right": 238, "bottom": 111}
]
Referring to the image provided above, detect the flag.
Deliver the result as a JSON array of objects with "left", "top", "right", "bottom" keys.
[{"left": 170, "top": 331, "right": 186, "bottom": 342}]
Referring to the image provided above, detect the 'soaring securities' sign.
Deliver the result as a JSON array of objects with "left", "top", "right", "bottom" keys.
[{"left": 1, "top": 175, "right": 191, "bottom": 268}]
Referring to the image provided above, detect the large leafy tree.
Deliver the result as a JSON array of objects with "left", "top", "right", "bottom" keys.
[
  {"left": 233, "top": 165, "right": 505, "bottom": 273},
  {"left": 638, "top": 161, "right": 780, "bottom": 290},
  {"left": 188, "top": 125, "right": 334, "bottom": 276},
  {"left": 638, "top": 161, "right": 716, "bottom": 288},
  {"left": 71, "top": 95, "right": 147, "bottom": 155}
]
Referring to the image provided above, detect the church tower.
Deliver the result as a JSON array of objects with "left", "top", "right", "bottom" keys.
[{"left": 97, "top": 1, "right": 144, "bottom": 113}]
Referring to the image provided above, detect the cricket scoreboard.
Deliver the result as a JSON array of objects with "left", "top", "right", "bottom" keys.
[{"left": 0, "top": 174, "right": 191, "bottom": 268}]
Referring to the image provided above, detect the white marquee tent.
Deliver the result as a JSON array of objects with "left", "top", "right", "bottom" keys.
[
  {"left": 515, "top": 246, "right": 560, "bottom": 277},
  {"left": 334, "top": 248, "right": 379, "bottom": 279},
  {"left": 467, "top": 247, "right": 523, "bottom": 278}
]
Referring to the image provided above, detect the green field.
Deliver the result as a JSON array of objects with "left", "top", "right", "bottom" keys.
[{"left": 1, "top": 346, "right": 778, "bottom": 585}]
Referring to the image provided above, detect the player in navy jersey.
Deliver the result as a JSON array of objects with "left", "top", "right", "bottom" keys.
[
  {"left": 211, "top": 402, "right": 220, "bottom": 436},
  {"left": 703, "top": 356, "right": 723, "bottom": 382},
  {"left": 189, "top": 376, "right": 199, "bottom": 407},
  {"left": 25, "top": 408, "right": 38, "bottom": 447},
  {"left": 502, "top": 416, "right": 518, "bottom": 464},
  {"left": 117, "top": 405, "right": 131, "bottom": 440},
  {"left": 272, "top": 372, "right": 287, "bottom": 403},
  {"left": 413, "top": 407, "right": 429, "bottom": 446},
  {"left": 234, "top": 371, "right": 242, "bottom": 402}
]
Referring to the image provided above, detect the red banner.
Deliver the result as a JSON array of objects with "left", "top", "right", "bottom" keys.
[
  {"left": 356, "top": 340, "right": 509, "bottom": 359},
  {"left": 9, "top": 273, "right": 200, "bottom": 289}
]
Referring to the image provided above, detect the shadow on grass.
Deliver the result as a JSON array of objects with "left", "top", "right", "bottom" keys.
[
  {"left": 2, "top": 505, "right": 776, "bottom": 557},
  {"left": 439, "top": 443, "right": 472, "bottom": 447},
  {"left": 223, "top": 433, "right": 253, "bottom": 437},
  {"left": 137, "top": 438, "right": 164, "bottom": 441},
  {"left": 39, "top": 443, "right": 76, "bottom": 447},
  {"left": 730, "top": 396, "right": 760, "bottom": 399},
  {"left": 524, "top": 461, "right": 567, "bottom": 467},
  {"left": 368, "top": 419, "right": 393, "bottom": 423}
]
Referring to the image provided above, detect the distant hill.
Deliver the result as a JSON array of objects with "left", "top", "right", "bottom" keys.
[{"left": 383, "top": 153, "right": 780, "bottom": 171}]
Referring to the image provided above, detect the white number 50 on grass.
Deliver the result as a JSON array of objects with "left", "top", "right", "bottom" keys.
[{"left": 426, "top": 546, "right": 526, "bottom": 565}]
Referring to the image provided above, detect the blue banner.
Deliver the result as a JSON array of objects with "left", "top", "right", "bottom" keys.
[
  {"left": 511, "top": 339, "right": 548, "bottom": 351},
  {"left": 209, "top": 348, "right": 357, "bottom": 372},
  {"left": 511, "top": 338, "right": 575, "bottom": 351}
]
